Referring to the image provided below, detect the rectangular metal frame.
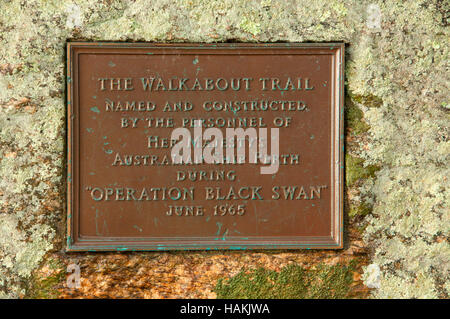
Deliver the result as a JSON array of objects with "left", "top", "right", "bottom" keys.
[{"left": 66, "top": 42, "right": 345, "bottom": 251}]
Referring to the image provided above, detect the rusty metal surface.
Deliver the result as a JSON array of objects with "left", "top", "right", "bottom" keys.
[{"left": 66, "top": 43, "right": 344, "bottom": 251}]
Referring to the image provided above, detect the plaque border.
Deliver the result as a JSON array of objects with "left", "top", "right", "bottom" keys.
[{"left": 66, "top": 42, "right": 345, "bottom": 251}]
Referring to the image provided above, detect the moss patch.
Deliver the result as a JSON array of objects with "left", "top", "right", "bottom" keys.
[
  {"left": 352, "top": 94, "right": 383, "bottom": 108},
  {"left": 214, "top": 263, "right": 355, "bottom": 299},
  {"left": 345, "top": 154, "right": 380, "bottom": 187},
  {"left": 25, "top": 258, "right": 65, "bottom": 299},
  {"left": 345, "top": 95, "right": 370, "bottom": 136},
  {"left": 349, "top": 202, "right": 372, "bottom": 220}
]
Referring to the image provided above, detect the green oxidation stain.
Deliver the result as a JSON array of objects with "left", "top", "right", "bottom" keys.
[
  {"left": 94, "top": 209, "right": 100, "bottom": 234},
  {"left": 116, "top": 247, "right": 128, "bottom": 251},
  {"left": 108, "top": 61, "right": 116, "bottom": 67},
  {"left": 310, "top": 135, "right": 315, "bottom": 139},
  {"left": 133, "top": 225, "right": 143, "bottom": 232},
  {"left": 101, "top": 136, "right": 112, "bottom": 154},
  {"left": 222, "top": 229, "right": 229, "bottom": 241},
  {"left": 92, "top": 95, "right": 97, "bottom": 99},
  {"left": 90, "top": 106, "right": 100, "bottom": 114},
  {"left": 86, "top": 128, "right": 93, "bottom": 133},
  {"left": 192, "top": 57, "right": 199, "bottom": 65},
  {"left": 89, "top": 172, "right": 95, "bottom": 175},
  {"left": 146, "top": 52, "right": 154, "bottom": 55},
  {"left": 215, "top": 222, "right": 223, "bottom": 234}
]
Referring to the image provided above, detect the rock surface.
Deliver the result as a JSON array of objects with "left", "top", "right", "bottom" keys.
[{"left": 0, "top": 0, "right": 448, "bottom": 299}]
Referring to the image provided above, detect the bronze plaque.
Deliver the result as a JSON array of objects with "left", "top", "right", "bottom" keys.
[{"left": 66, "top": 43, "right": 344, "bottom": 251}]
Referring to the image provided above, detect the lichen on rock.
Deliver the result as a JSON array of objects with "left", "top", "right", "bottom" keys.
[{"left": 0, "top": 0, "right": 448, "bottom": 299}]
